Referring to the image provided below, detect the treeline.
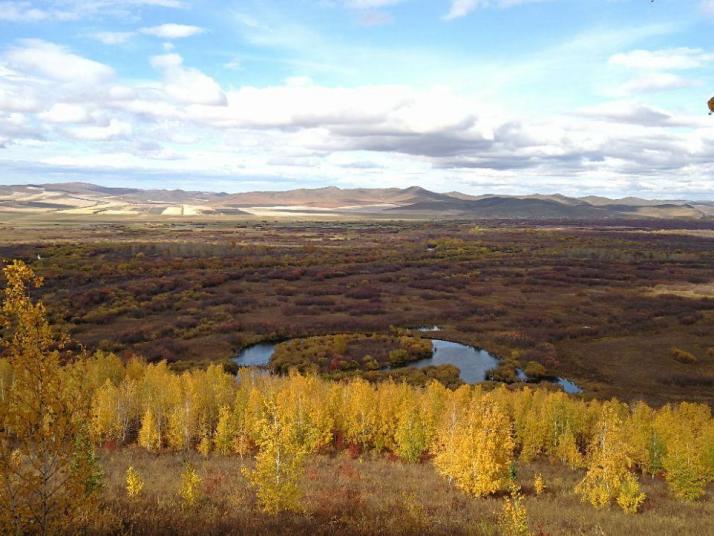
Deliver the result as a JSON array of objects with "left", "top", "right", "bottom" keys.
[
  {"left": 7, "top": 349, "right": 713, "bottom": 516},
  {"left": 80, "top": 357, "right": 714, "bottom": 505}
]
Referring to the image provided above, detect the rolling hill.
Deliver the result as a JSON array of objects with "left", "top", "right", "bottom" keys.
[{"left": 0, "top": 182, "right": 709, "bottom": 220}]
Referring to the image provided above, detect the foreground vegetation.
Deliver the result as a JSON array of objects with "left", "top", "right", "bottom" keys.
[
  {"left": 93, "top": 450, "right": 714, "bottom": 536},
  {"left": 1, "top": 260, "right": 713, "bottom": 534}
]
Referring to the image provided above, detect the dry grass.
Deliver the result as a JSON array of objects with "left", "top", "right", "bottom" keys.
[
  {"left": 648, "top": 282, "right": 714, "bottom": 299},
  {"left": 86, "top": 449, "right": 714, "bottom": 535}
]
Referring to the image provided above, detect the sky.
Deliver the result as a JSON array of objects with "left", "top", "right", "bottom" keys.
[{"left": 1, "top": 0, "right": 714, "bottom": 198}]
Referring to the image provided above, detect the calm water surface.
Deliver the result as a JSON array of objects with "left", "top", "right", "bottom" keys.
[{"left": 234, "top": 337, "right": 582, "bottom": 393}]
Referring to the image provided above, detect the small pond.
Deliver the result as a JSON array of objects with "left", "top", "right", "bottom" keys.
[
  {"left": 234, "top": 336, "right": 582, "bottom": 393},
  {"left": 410, "top": 339, "right": 498, "bottom": 383},
  {"left": 234, "top": 343, "right": 276, "bottom": 366}
]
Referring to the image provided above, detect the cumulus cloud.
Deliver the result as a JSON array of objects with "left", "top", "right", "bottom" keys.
[
  {"left": 1, "top": 37, "right": 713, "bottom": 197},
  {"left": 150, "top": 53, "right": 226, "bottom": 105},
  {"left": 139, "top": 23, "right": 204, "bottom": 39}
]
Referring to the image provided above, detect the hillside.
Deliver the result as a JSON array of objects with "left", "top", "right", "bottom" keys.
[{"left": 0, "top": 182, "right": 709, "bottom": 220}]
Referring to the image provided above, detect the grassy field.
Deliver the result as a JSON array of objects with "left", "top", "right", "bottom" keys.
[
  {"left": 1, "top": 217, "right": 712, "bottom": 405},
  {"left": 92, "top": 449, "right": 714, "bottom": 535}
]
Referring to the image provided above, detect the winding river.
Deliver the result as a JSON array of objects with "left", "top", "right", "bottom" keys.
[{"left": 234, "top": 335, "right": 582, "bottom": 394}]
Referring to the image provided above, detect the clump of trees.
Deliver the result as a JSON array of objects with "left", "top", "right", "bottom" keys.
[{"left": 269, "top": 332, "right": 433, "bottom": 376}]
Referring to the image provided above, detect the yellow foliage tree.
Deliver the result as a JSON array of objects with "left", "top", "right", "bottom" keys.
[
  {"left": 126, "top": 466, "right": 144, "bottom": 499},
  {"left": 434, "top": 398, "right": 515, "bottom": 497},
  {"left": 179, "top": 463, "right": 202, "bottom": 506},
  {"left": 554, "top": 429, "right": 584, "bottom": 469},
  {"left": 214, "top": 405, "right": 237, "bottom": 455},
  {"left": 534, "top": 473, "right": 545, "bottom": 496},
  {"left": 0, "top": 260, "right": 99, "bottom": 533},
  {"left": 198, "top": 434, "right": 211, "bottom": 457},
  {"left": 92, "top": 379, "right": 120, "bottom": 443},
  {"left": 395, "top": 401, "right": 428, "bottom": 463},
  {"left": 628, "top": 402, "right": 664, "bottom": 478},
  {"left": 138, "top": 408, "right": 162, "bottom": 452},
  {"left": 656, "top": 403, "right": 713, "bottom": 501},
  {"left": 341, "top": 379, "right": 377, "bottom": 451},
  {"left": 244, "top": 395, "right": 307, "bottom": 514},
  {"left": 575, "top": 403, "right": 645, "bottom": 513},
  {"left": 499, "top": 489, "right": 531, "bottom": 536}
]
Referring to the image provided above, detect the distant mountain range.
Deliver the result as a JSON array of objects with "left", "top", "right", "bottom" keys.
[{"left": 1, "top": 182, "right": 712, "bottom": 220}]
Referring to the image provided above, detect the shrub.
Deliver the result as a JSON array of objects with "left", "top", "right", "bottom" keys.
[
  {"left": 179, "top": 464, "right": 202, "bottom": 506},
  {"left": 671, "top": 347, "right": 698, "bottom": 365},
  {"left": 524, "top": 361, "right": 547, "bottom": 379},
  {"left": 126, "top": 466, "right": 144, "bottom": 499},
  {"left": 499, "top": 490, "right": 531, "bottom": 536}
]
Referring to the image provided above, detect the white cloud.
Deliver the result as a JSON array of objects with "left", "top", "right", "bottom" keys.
[
  {"left": 224, "top": 57, "right": 241, "bottom": 70},
  {"left": 443, "top": 0, "right": 478, "bottom": 20},
  {"left": 0, "top": 87, "right": 41, "bottom": 112},
  {"left": 443, "top": 0, "right": 547, "bottom": 20},
  {"left": 39, "top": 103, "right": 92, "bottom": 123},
  {"left": 68, "top": 118, "right": 132, "bottom": 140},
  {"left": 621, "top": 73, "right": 699, "bottom": 94},
  {"left": 343, "top": 0, "right": 403, "bottom": 8},
  {"left": 0, "top": 0, "right": 186, "bottom": 22},
  {"left": 702, "top": 0, "right": 714, "bottom": 17},
  {"left": 609, "top": 48, "right": 714, "bottom": 70},
  {"left": 91, "top": 31, "right": 134, "bottom": 45},
  {"left": 0, "top": 1, "right": 74, "bottom": 22},
  {"left": 606, "top": 48, "right": 713, "bottom": 96},
  {"left": 140, "top": 23, "right": 204, "bottom": 39},
  {"left": 577, "top": 101, "right": 703, "bottom": 128},
  {"left": 2, "top": 31, "right": 713, "bottom": 198},
  {"left": 150, "top": 52, "right": 183, "bottom": 69},
  {"left": 150, "top": 53, "right": 226, "bottom": 105},
  {"left": 4, "top": 40, "right": 114, "bottom": 84},
  {"left": 357, "top": 10, "right": 393, "bottom": 26}
]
